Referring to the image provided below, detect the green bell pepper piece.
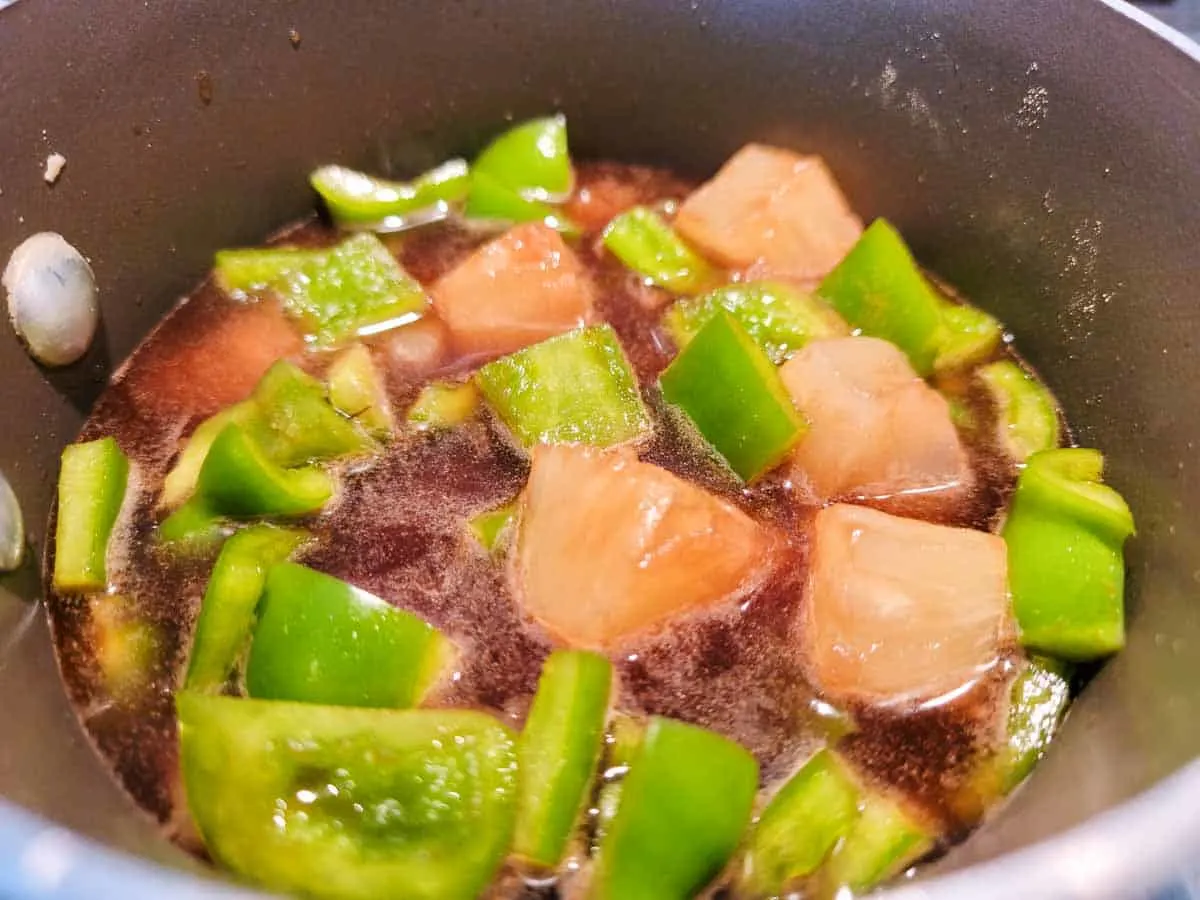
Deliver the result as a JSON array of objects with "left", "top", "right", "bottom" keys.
[
  {"left": 177, "top": 693, "right": 518, "bottom": 900},
  {"left": 659, "top": 311, "right": 805, "bottom": 482},
  {"left": 249, "top": 361, "right": 373, "bottom": 466},
  {"left": 407, "top": 381, "right": 480, "bottom": 432},
  {"left": 665, "top": 280, "right": 847, "bottom": 364},
  {"left": 463, "top": 171, "right": 580, "bottom": 236},
  {"left": 158, "top": 498, "right": 229, "bottom": 547},
  {"left": 476, "top": 325, "right": 651, "bottom": 448},
  {"left": 468, "top": 500, "right": 518, "bottom": 552},
  {"left": 1002, "top": 448, "right": 1135, "bottom": 660},
  {"left": 473, "top": 115, "right": 572, "bottom": 202},
  {"left": 595, "top": 714, "right": 645, "bottom": 844},
  {"left": 328, "top": 344, "right": 394, "bottom": 439},
  {"left": 215, "top": 233, "right": 428, "bottom": 346},
  {"left": 979, "top": 360, "right": 1061, "bottom": 463},
  {"left": 593, "top": 716, "right": 758, "bottom": 900},
  {"left": 310, "top": 159, "right": 470, "bottom": 230},
  {"left": 999, "top": 656, "right": 1072, "bottom": 793},
  {"left": 818, "top": 785, "right": 935, "bottom": 897},
  {"left": 739, "top": 749, "right": 861, "bottom": 896},
  {"left": 53, "top": 436, "right": 130, "bottom": 593},
  {"left": 818, "top": 219, "right": 946, "bottom": 375},
  {"left": 514, "top": 650, "right": 612, "bottom": 867},
  {"left": 602, "top": 207, "right": 717, "bottom": 295},
  {"left": 192, "top": 423, "right": 334, "bottom": 519},
  {"left": 935, "top": 302, "right": 1003, "bottom": 372},
  {"left": 161, "top": 402, "right": 257, "bottom": 509},
  {"left": 246, "top": 563, "right": 453, "bottom": 708},
  {"left": 184, "top": 525, "right": 309, "bottom": 692}
]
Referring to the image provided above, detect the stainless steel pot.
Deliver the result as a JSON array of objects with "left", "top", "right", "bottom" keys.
[{"left": 1, "top": 1, "right": 1199, "bottom": 897}]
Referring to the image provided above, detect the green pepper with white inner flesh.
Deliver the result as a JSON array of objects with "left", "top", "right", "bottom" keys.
[
  {"left": 1002, "top": 448, "right": 1135, "bottom": 660},
  {"left": 327, "top": 343, "right": 394, "bottom": 439},
  {"left": 310, "top": 159, "right": 470, "bottom": 232},
  {"left": 659, "top": 311, "right": 805, "bottom": 482},
  {"left": 177, "top": 692, "right": 518, "bottom": 900},
  {"left": 978, "top": 360, "right": 1061, "bottom": 463},
  {"left": 602, "top": 207, "right": 717, "bottom": 295},
  {"left": 513, "top": 650, "right": 612, "bottom": 868},
  {"left": 215, "top": 233, "right": 428, "bottom": 346},
  {"left": 53, "top": 436, "right": 130, "bottom": 592},
  {"left": 593, "top": 716, "right": 758, "bottom": 900},
  {"left": 475, "top": 325, "right": 651, "bottom": 449},
  {"left": 184, "top": 525, "right": 310, "bottom": 692},
  {"left": 245, "top": 563, "right": 454, "bottom": 709}
]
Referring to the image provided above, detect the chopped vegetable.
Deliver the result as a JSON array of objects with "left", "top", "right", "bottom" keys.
[
  {"left": 515, "top": 444, "right": 772, "bottom": 648},
  {"left": 739, "top": 748, "right": 861, "bottom": 896},
  {"left": 249, "top": 361, "right": 373, "bottom": 466},
  {"left": 674, "top": 144, "right": 863, "bottom": 282},
  {"left": 979, "top": 360, "right": 1061, "bottom": 463},
  {"left": 1002, "top": 448, "right": 1135, "bottom": 660},
  {"left": 177, "top": 693, "right": 518, "bottom": 900},
  {"left": 310, "top": 159, "right": 470, "bottom": 232},
  {"left": 246, "top": 563, "right": 453, "bottom": 708},
  {"left": 184, "top": 525, "right": 309, "bottom": 692},
  {"left": 468, "top": 500, "right": 518, "bottom": 552},
  {"left": 664, "top": 280, "right": 848, "bottom": 364},
  {"left": 659, "top": 311, "right": 805, "bottom": 482},
  {"left": 476, "top": 325, "right": 650, "bottom": 449},
  {"left": 779, "top": 337, "right": 970, "bottom": 503},
  {"left": 0, "top": 470, "right": 25, "bottom": 572},
  {"left": 158, "top": 498, "right": 227, "bottom": 547},
  {"left": 432, "top": 222, "right": 593, "bottom": 357},
  {"left": 407, "top": 381, "right": 480, "bottom": 432},
  {"left": 817, "top": 219, "right": 946, "bottom": 375},
  {"left": 89, "top": 597, "right": 159, "bottom": 702},
  {"left": 53, "top": 436, "right": 130, "bottom": 592},
  {"left": 463, "top": 172, "right": 579, "bottom": 235},
  {"left": 188, "top": 424, "right": 334, "bottom": 519},
  {"left": 514, "top": 650, "right": 612, "bottom": 867},
  {"left": 602, "top": 206, "right": 717, "bottom": 294},
  {"left": 472, "top": 115, "right": 573, "bottom": 202},
  {"left": 818, "top": 786, "right": 935, "bottom": 896},
  {"left": 595, "top": 714, "right": 645, "bottom": 842},
  {"left": 3, "top": 232, "right": 99, "bottom": 367},
  {"left": 936, "top": 302, "right": 1003, "bottom": 372},
  {"left": 999, "top": 657, "right": 1072, "bottom": 793},
  {"left": 803, "top": 503, "right": 1010, "bottom": 703},
  {"left": 161, "top": 402, "right": 256, "bottom": 509},
  {"left": 593, "top": 716, "right": 758, "bottom": 900},
  {"left": 216, "top": 233, "right": 427, "bottom": 346},
  {"left": 327, "top": 344, "right": 394, "bottom": 439}
]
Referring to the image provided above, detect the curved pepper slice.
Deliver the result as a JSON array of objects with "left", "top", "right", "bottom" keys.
[
  {"left": 659, "top": 311, "right": 805, "bottom": 481},
  {"left": 665, "top": 280, "right": 848, "bottom": 364},
  {"left": 473, "top": 115, "right": 573, "bottom": 202},
  {"left": 738, "top": 748, "right": 860, "bottom": 896},
  {"left": 310, "top": 159, "right": 470, "bottom": 232},
  {"left": 818, "top": 785, "right": 935, "bottom": 896},
  {"left": 514, "top": 650, "right": 612, "bottom": 867},
  {"left": 593, "top": 716, "right": 758, "bottom": 900},
  {"left": 978, "top": 360, "right": 1061, "bottom": 463},
  {"left": 328, "top": 344, "right": 394, "bottom": 439},
  {"left": 1000, "top": 656, "right": 1072, "bottom": 792},
  {"left": 177, "top": 693, "right": 518, "bottom": 900},
  {"left": 249, "top": 361, "right": 373, "bottom": 466},
  {"left": 602, "top": 207, "right": 717, "bottom": 295},
  {"left": 216, "top": 233, "right": 427, "bottom": 346},
  {"left": 463, "top": 170, "right": 580, "bottom": 236},
  {"left": 246, "top": 562, "right": 453, "bottom": 709},
  {"left": 53, "top": 436, "right": 130, "bottom": 592},
  {"left": 1002, "top": 448, "right": 1135, "bottom": 660},
  {"left": 160, "top": 402, "right": 257, "bottom": 509},
  {"left": 184, "top": 525, "right": 310, "bottom": 692},
  {"left": 936, "top": 302, "right": 1003, "bottom": 373}
]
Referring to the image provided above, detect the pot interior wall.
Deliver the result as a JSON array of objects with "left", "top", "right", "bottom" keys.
[{"left": 1, "top": 0, "right": 1199, "bottom": 884}]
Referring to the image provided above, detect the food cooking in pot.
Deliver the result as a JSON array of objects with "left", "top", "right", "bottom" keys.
[{"left": 42, "top": 116, "right": 1134, "bottom": 899}]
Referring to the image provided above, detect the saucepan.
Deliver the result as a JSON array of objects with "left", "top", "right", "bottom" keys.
[{"left": 1, "top": 0, "right": 1199, "bottom": 897}]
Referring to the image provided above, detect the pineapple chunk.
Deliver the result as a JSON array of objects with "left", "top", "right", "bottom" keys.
[
  {"left": 514, "top": 444, "right": 773, "bottom": 648},
  {"left": 779, "top": 337, "right": 970, "bottom": 504},
  {"left": 802, "top": 503, "right": 1011, "bottom": 703},
  {"left": 675, "top": 145, "right": 862, "bottom": 283},
  {"left": 432, "top": 223, "right": 594, "bottom": 357}
]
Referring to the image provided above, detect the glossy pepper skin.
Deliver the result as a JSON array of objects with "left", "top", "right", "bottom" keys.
[
  {"left": 659, "top": 311, "right": 805, "bottom": 482},
  {"left": 246, "top": 562, "right": 453, "bottom": 709},
  {"left": 248, "top": 361, "right": 373, "bottom": 467},
  {"left": 177, "top": 693, "right": 518, "bottom": 900},
  {"left": 327, "top": 344, "right": 394, "bottom": 439},
  {"left": 514, "top": 650, "right": 612, "bottom": 867},
  {"left": 593, "top": 716, "right": 758, "bottom": 900},
  {"left": 184, "top": 525, "right": 309, "bottom": 692},
  {"left": 1002, "top": 448, "right": 1135, "bottom": 660},
  {"left": 818, "top": 786, "right": 934, "bottom": 896},
  {"left": 53, "top": 436, "right": 130, "bottom": 592},
  {"left": 310, "top": 159, "right": 470, "bottom": 232},
  {"left": 472, "top": 115, "right": 573, "bottom": 202},
  {"left": 602, "top": 206, "right": 717, "bottom": 295},
  {"left": 978, "top": 360, "right": 1061, "bottom": 463}
]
